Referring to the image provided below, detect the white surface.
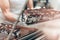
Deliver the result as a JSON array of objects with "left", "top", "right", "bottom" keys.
[
  {"left": 27, "top": 19, "right": 60, "bottom": 29},
  {"left": 49, "top": 0, "right": 60, "bottom": 11}
]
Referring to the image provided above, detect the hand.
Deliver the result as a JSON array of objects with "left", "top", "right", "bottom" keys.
[{"left": 27, "top": 8, "right": 34, "bottom": 10}]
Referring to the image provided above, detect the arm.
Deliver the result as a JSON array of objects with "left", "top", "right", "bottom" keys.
[
  {"left": 0, "top": 0, "right": 17, "bottom": 22},
  {"left": 0, "top": 0, "right": 33, "bottom": 22},
  {"left": 27, "top": 0, "right": 33, "bottom": 9}
]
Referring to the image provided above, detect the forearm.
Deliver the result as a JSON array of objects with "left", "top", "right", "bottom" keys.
[
  {"left": 2, "top": 10, "right": 17, "bottom": 22},
  {"left": 0, "top": 0, "right": 17, "bottom": 22},
  {"left": 27, "top": 0, "right": 33, "bottom": 9}
]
